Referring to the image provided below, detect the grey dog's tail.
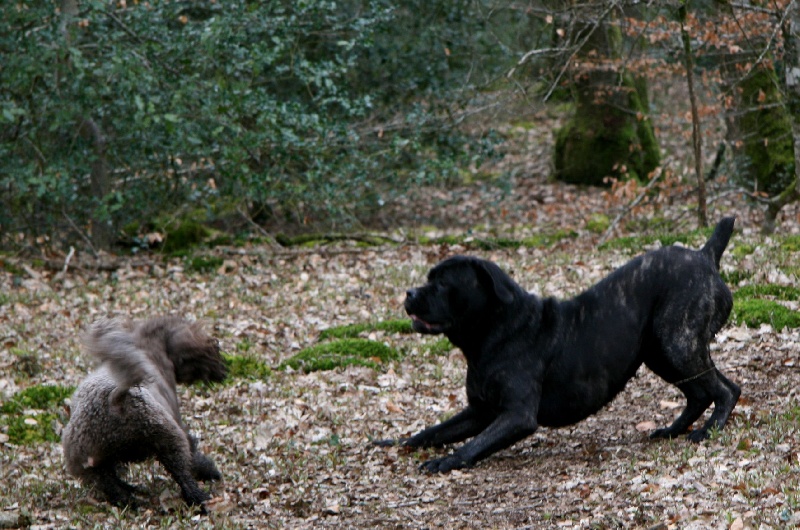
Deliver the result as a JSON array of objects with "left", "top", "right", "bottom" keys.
[
  {"left": 701, "top": 216, "right": 735, "bottom": 270},
  {"left": 83, "top": 318, "right": 157, "bottom": 407}
]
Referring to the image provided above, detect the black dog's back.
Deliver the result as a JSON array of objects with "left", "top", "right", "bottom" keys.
[{"left": 538, "top": 217, "right": 736, "bottom": 429}]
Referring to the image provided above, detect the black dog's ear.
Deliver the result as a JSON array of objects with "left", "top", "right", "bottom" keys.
[{"left": 475, "top": 260, "right": 516, "bottom": 304}]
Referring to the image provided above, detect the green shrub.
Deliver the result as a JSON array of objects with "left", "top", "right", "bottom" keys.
[{"left": 279, "top": 339, "right": 401, "bottom": 373}]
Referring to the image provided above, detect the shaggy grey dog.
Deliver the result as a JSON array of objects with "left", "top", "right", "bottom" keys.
[{"left": 62, "top": 316, "right": 227, "bottom": 508}]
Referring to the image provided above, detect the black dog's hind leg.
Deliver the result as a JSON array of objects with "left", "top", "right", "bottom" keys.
[
  {"left": 650, "top": 368, "right": 740, "bottom": 441},
  {"left": 374, "top": 406, "right": 489, "bottom": 448},
  {"left": 685, "top": 370, "right": 740, "bottom": 441}
]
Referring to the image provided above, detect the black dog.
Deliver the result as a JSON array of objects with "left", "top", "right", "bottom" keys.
[{"left": 376, "top": 217, "right": 740, "bottom": 473}]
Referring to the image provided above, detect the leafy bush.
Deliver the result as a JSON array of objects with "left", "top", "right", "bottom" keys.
[{"left": 0, "top": 0, "right": 520, "bottom": 248}]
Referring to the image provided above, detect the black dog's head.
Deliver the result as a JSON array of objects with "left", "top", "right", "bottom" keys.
[{"left": 405, "top": 255, "right": 519, "bottom": 335}]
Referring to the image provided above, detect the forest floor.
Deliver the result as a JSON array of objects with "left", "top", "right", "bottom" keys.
[{"left": 2, "top": 97, "right": 800, "bottom": 529}]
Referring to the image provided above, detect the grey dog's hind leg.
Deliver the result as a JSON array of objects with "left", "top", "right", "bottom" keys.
[{"left": 80, "top": 464, "right": 140, "bottom": 507}]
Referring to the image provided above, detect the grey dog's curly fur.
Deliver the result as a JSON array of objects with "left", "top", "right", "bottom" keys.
[{"left": 62, "top": 316, "right": 227, "bottom": 508}]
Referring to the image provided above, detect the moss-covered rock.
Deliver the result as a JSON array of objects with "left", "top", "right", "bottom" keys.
[{"left": 279, "top": 338, "right": 401, "bottom": 373}]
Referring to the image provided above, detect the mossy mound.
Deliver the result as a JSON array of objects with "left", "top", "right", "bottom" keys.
[
  {"left": 224, "top": 353, "right": 272, "bottom": 380},
  {"left": 319, "top": 319, "right": 414, "bottom": 340},
  {"left": 0, "top": 384, "right": 74, "bottom": 445},
  {"left": 279, "top": 338, "right": 401, "bottom": 373}
]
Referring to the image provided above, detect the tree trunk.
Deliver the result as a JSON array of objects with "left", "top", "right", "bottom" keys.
[
  {"left": 80, "top": 119, "right": 114, "bottom": 250},
  {"left": 553, "top": 18, "right": 660, "bottom": 186},
  {"left": 762, "top": 2, "right": 800, "bottom": 233},
  {"left": 61, "top": 0, "right": 113, "bottom": 250}
]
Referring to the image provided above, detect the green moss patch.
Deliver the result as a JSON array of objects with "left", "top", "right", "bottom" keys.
[
  {"left": 599, "top": 227, "right": 715, "bottom": 252},
  {"left": 278, "top": 338, "right": 401, "bottom": 373},
  {"left": 0, "top": 384, "right": 74, "bottom": 445},
  {"left": 418, "top": 230, "right": 576, "bottom": 250},
  {"left": 224, "top": 353, "right": 271, "bottom": 380},
  {"left": 319, "top": 319, "right": 414, "bottom": 340},
  {"left": 185, "top": 255, "right": 224, "bottom": 273},
  {"left": 731, "top": 299, "right": 800, "bottom": 329}
]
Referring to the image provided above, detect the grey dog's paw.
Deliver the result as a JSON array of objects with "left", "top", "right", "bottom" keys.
[{"left": 419, "top": 455, "right": 470, "bottom": 474}]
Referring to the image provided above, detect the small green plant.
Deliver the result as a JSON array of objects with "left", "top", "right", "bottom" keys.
[
  {"left": 279, "top": 338, "right": 401, "bottom": 373},
  {"left": 731, "top": 299, "right": 800, "bottom": 329},
  {"left": 586, "top": 214, "right": 610, "bottom": 234},
  {"left": 0, "top": 384, "right": 74, "bottom": 444},
  {"left": 224, "top": 353, "right": 271, "bottom": 380},
  {"left": 319, "top": 319, "right": 413, "bottom": 340},
  {"left": 781, "top": 235, "right": 800, "bottom": 252},
  {"left": 425, "top": 337, "right": 454, "bottom": 356},
  {"left": 731, "top": 243, "right": 756, "bottom": 259},
  {"left": 721, "top": 270, "right": 754, "bottom": 286},
  {"left": 9, "top": 348, "right": 42, "bottom": 378}
]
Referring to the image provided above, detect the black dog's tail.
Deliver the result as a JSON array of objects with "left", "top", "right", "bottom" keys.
[
  {"left": 83, "top": 318, "right": 158, "bottom": 407},
  {"left": 701, "top": 216, "right": 735, "bottom": 270}
]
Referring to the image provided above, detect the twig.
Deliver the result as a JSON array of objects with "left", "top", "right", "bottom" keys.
[
  {"left": 599, "top": 169, "right": 665, "bottom": 245},
  {"left": 62, "top": 209, "right": 98, "bottom": 257},
  {"left": 235, "top": 206, "right": 280, "bottom": 248},
  {"left": 62, "top": 246, "right": 75, "bottom": 275}
]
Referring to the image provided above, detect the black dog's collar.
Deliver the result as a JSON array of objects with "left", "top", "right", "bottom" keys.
[{"left": 674, "top": 366, "right": 716, "bottom": 386}]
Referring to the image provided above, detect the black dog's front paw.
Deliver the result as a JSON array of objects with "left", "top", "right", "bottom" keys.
[
  {"left": 649, "top": 427, "right": 680, "bottom": 440},
  {"left": 686, "top": 429, "right": 710, "bottom": 443},
  {"left": 419, "top": 454, "right": 470, "bottom": 474},
  {"left": 373, "top": 437, "right": 411, "bottom": 448}
]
